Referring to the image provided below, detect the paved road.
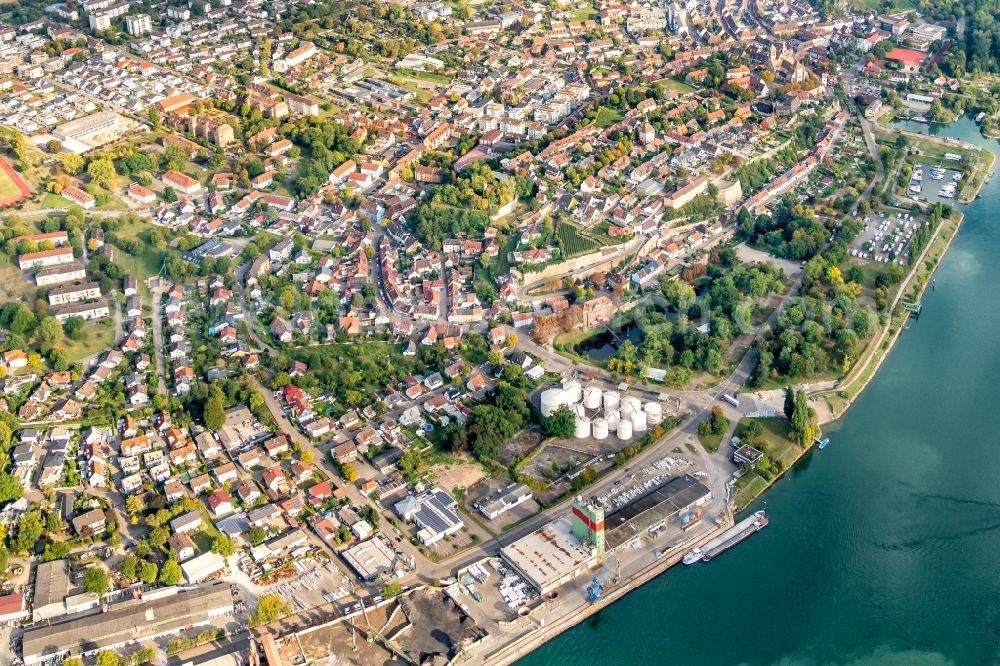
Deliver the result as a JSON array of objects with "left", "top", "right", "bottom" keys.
[
  {"left": 150, "top": 284, "right": 168, "bottom": 397},
  {"left": 852, "top": 113, "right": 885, "bottom": 216}
]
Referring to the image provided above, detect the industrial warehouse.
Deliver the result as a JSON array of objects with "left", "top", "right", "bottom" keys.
[
  {"left": 501, "top": 475, "right": 712, "bottom": 593},
  {"left": 21, "top": 583, "right": 235, "bottom": 664},
  {"left": 604, "top": 474, "right": 712, "bottom": 548}
]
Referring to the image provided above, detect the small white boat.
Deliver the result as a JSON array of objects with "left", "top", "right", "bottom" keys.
[{"left": 682, "top": 548, "right": 703, "bottom": 565}]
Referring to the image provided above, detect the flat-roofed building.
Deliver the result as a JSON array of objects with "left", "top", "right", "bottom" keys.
[
  {"left": 180, "top": 552, "right": 226, "bottom": 583},
  {"left": 340, "top": 537, "right": 396, "bottom": 581},
  {"left": 53, "top": 111, "right": 120, "bottom": 142},
  {"left": 393, "top": 486, "right": 463, "bottom": 545},
  {"left": 603, "top": 474, "right": 712, "bottom": 549},
  {"left": 500, "top": 518, "right": 599, "bottom": 594},
  {"left": 48, "top": 281, "right": 101, "bottom": 306},
  {"left": 34, "top": 261, "right": 86, "bottom": 286},
  {"left": 22, "top": 583, "right": 234, "bottom": 664},
  {"left": 478, "top": 483, "right": 533, "bottom": 520}
]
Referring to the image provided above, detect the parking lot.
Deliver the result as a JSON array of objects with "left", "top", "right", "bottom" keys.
[{"left": 850, "top": 209, "right": 928, "bottom": 266}]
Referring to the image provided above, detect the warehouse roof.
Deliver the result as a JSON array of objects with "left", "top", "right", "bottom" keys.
[
  {"left": 604, "top": 474, "right": 712, "bottom": 548},
  {"left": 340, "top": 537, "right": 395, "bottom": 581},
  {"left": 33, "top": 559, "right": 70, "bottom": 610},
  {"left": 22, "top": 583, "right": 234, "bottom": 661},
  {"left": 500, "top": 518, "right": 596, "bottom": 593}
]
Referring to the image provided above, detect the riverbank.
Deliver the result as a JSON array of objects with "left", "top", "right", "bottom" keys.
[
  {"left": 480, "top": 516, "right": 734, "bottom": 666},
  {"left": 516, "top": 116, "right": 1000, "bottom": 666},
  {"left": 727, "top": 133, "right": 984, "bottom": 510}
]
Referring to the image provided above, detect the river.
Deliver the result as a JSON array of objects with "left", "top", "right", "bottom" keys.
[{"left": 518, "top": 118, "right": 1000, "bottom": 666}]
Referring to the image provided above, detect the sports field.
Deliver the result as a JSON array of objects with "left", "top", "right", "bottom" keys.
[{"left": 0, "top": 155, "right": 30, "bottom": 207}]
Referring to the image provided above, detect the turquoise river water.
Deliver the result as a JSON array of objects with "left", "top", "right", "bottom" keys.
[{"left": 518, "top": 117, "right": 1000, "bottom": 666}]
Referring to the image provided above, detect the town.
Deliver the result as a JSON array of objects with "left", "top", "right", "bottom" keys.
[{"left": 0, "top": 0, "right": 987, "bottom": 664}]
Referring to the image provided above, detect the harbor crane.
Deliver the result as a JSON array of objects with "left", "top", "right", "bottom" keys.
[{"left": 585, "top": 553, "right": 621, "bottom": 604}]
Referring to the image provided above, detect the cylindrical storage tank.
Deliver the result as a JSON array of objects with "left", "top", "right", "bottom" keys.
[
  {"left": 592, "top": 418, "right": 609, "bottom": 440},
  {"left": 583, "top": 386, "right": 602, "bottom": 410},
  {"left": 562, "top": 380, "right": 583, "bottom": 404},
  {"left": 540, "top": 388, "right": 569, "bottom": 418},
  {"left": 575, "top": 404, "right": 587, "bottom": 418},
  {"left": 644, "top": 402, "right": 663, "bottom": 426},
  {"left": 631, "top": 409, "right": 647, "bottom": 433},
  {"left": 617, "top": 418, "right": 633, "bottom": 440},
  {"left": 603, "top": 391, "right": 620, "bottom": 412},
  {"left": 574, "top": 416, "right": 590, "bottom": 439},
  {"left": 606, "top": 410, "right": 620, "bottom": 430},
  {"left": 622, "top": 396, "right": 642, "bottom": 415}
]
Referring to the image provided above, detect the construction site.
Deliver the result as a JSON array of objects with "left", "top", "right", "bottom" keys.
[{"left": 262, "top": 586, "right": 488, "bottom": 666}]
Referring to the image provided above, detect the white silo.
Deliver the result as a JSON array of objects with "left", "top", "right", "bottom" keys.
[
  {"left": 574, "top": 415, "right": 591, "bottom": 439},
  {"left": 603, "top": 391, "right": 620, "bottom": 412},
  {"left": 606, "top": 410, "right": 620, "bottom": 430},
  {"left": 631, "top": 409, "right": 647, "bottom": 433},
  {"left": 592, "top": 418, "right": 609, "bottom": 440},
  {"left": 617, "top": 418, "right": 633, "bottom": 440},
  {"left": 622, "top": 396, "right": 642, "bottom": 415},
  {"left": 644, "top": 402, "right": 663, "bottom": 426},
  {"left": 583, "top": 385, "right": 602, "bottom": 410},
  {"left": 562, "top": 379, "right": 583, "bottom": 404},
  {"left": 540, "top": 388, "right": 568, "bottom": 418}
]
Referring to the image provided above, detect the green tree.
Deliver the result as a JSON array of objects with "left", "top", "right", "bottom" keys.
[
  {"left": 140, "top": 561, "right": 159, "bottom": 584},
  {"left": 84, "top": 566, "right": 110, "bottom": 597},
  {"left": 96, "top": 650, "right": 120, "bottom": 666},
  {"left": 14, "top": 511, "right": 43, "bottom": 552},
  {"left": 253, "top": 593, "right": 292, "bottom": 625},
  {"left": 148, "top": 526, "right": 169, "bottom": 549},
  {"left": 61, "top": 153, "right": 84, "bottom": 175},
  {"left": 37, "top": 316, "right": 63, "bottom": 347},
  {"left": 380, "top": 583, "right": 404, "bottom": 598},
  {"left": 63, "top": 315, "right": 85, "bottom": 340},
  {"left": 0, "top": 473, "right": 23, "bottom": 504},
  {"left": 212, "top": 535, "right": 236, "bottom": 557},
  {"left": 543, "top": 404, "right": 576, "bottom": 438},
  {"left": 121, "top": 554, "right": 139, "bottom": 580},
  {"left": 159, "top": 559, "right": 181, "bottom": 586},
  {"left": 203, "top": 387, "right": 226, "bottom": 430},
  {"left": 743, "top": 420, "right": 763, "bottom": 443},
  {"left": 790, "top": 389, "right": 817, "bottom": 446},
  {"left": 87, "top": 158, "right": 116, "bottom": 186},
  {"left": 249, "top": 526, "right": 267, "bottom": 546}
]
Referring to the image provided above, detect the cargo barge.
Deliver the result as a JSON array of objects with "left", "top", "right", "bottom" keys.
[{"left": 685, "top": 510, "right": 766, "bottom": 563}]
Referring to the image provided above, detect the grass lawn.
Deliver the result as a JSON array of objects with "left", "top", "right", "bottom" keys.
[
  {"left": 698, "top": 430, "right": 724, "bottom": 453},
  {"left": 656, "top": 78, "right": 697, "bottom": 95},
  {"left": 63, "top": 318, "right": 116, "bottom": 363},
  {"left": 594, "top": 106, "right": 623, "bottom": 128},
  {"left": 95, "top": 196, "right": 127, "bottom": 211},
  {"left": 39, "top": 192, "right": 71, "bottom": 209},
  {"left": 190, "top": 529, "right": 216, "bottom": 554},
  {"left": 571, "top": 6, "right": 597, "bottom": 20},
  {"left": 391, "top": 68, "right": 452, "bottom": 85},
  {"left": 733, "top": 417, "right": 797, "bottom": 466},
  {"left": 0, "top": 166, "right": 23, "bottom": 200},
  {"left": 853, "top": 0, "right": 914, "bottom": 10},
  {"left": 0, "top": 255, "right": 37, "bottom": 302}
]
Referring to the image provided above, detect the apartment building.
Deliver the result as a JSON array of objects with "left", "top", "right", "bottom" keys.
[{"left": 48, "top": 281, "right": 101, "bottom": 306}]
